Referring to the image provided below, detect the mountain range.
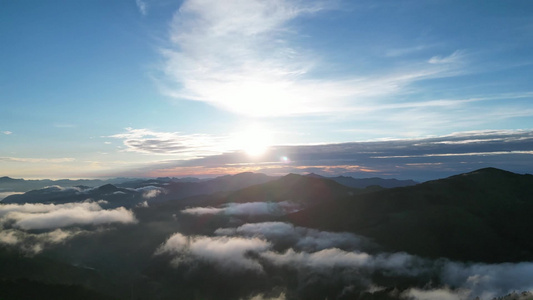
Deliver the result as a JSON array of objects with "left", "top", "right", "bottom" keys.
[{"left": 0, "top": 167, "right": 532, "bottom": 300}]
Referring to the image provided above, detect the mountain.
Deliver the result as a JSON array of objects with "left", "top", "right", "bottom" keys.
[
  {"left": 2, "top": 168, "right": 533, "bottom": 299},
  {"left": 218, "top": 173, "right": 356, "bottom": 205},
  {"left": 288, "top": 167, "right": 533, "bottom": 263},
  {"left": 305, "top": 173, "right": 418, "bottom": 188},
  {"left": 162, "top": 172, "right": 276, "bottom": 199},
  {"left": 331, "top": 175, "right": 418, "bottom": 188},
  {"left": 1, "top": 184, "right": 144, "bottom": 208},
  {"left": 1, "top": 172, "right": 277, "bottom": 208},
  {"left": 0, "top": 177, "right": 133, "bottom": 193}
]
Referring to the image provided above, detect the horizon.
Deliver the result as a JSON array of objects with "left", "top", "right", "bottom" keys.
[
  {"left": 1, "top": 166, "right": 530, "bottom": 184},
  {"left": 2, "top": 1, "right": 533, "bottom": 181}
]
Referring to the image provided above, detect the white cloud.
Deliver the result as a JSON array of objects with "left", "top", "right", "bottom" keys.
[
  {"left": 429, "top": 50, "right": 465, "bottom": 64},
  {"left": 243, "top": 292, "right": 286, "bottom": 300},
  {"left": 440, "top": 261, "right": 533, "bottom": 299},
  {"left": 0, "top": 228, "right": 83, "bottom": 254},
  {"left": 215, "top": 222, "right": 368, "bottom": 252},
  {"left": 261, "top": 248, "right": 421, "bottom": 277},
  {"left": 181, "top": 202, "right": 301, "bottom": 216},
  {"left": 156, "top": 233, "right": 271, "bottom": 273},
  {"left": 2, "top": 131, "right": 12, "bottom": 135},
  {"left": 0, "top": 157, "right": 75, "bottom": 163},
  {"left": 143, "top": 129, "right": 533, "bottom": 181},
  {"left": 262, "top": 247, "right": 372, "bottom": 269},
  {"left": 403, "top": 287, "right": 471, "bottom": 300},
  {"left": 181, "top": 206, "right": 224, "bottom": 215},
  {"left": 131, "top": 185, "right": 166, "bottom": 199},
  {"left": 158, "top": 0, "right": 464, "bottom": 117},
  {"left": 156, "top": 224, "right": 533, "bottom": 299},
  {"left": 136, "top": 0, "right": 147, "bottom": 15},
  {"left": 110, "top": 127, "right": 230, "bottom": 157},
  {"left": 0, "top": 230, "right": 19, "bottom": 245},
  {"left": 0, "top": 202, "right": 137, "bottom": 230}
]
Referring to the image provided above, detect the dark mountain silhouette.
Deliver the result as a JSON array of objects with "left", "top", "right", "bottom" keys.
[
  {"left": 305, "top": 173, "right": 418, "bottom": 188},
  {"left": 155, "top": 173, "right": 361, "bottom": 213},
  {"left": 1, "top": 172, "right": 277, "bottom": 208},
  {"left": 1, "top": 184, "right": 143, "bottom": 208},
  {"left": 159, "top": 172, "right": 276, "bottom": 201},
  {"left": 0, "top": 177, "right": 133, "bottom": 193},
  {"left": 219, "top": 173, "right": 356, "bottom": 205},
  {"left": 0, "top": 279, "right": 117, "bottom": 300},
  {"left": 0, "top": 247, "right": 116, "bottom": 299},
  {"left": 332, "top": 175, "right": 418, "bottom": 188},
  {"left": 288, "top": 167, "right": 533, "bottom": 263}
]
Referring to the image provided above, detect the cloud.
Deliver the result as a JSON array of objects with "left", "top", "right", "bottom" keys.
[
  {"left": 215, "top": 222, "right": 370, "bottom": 252},
  {"left": 0, "top": 202, "right": 137, "bottom": 230},
  {"left": 0, "top": 228, "right": 83, "bottom": 254},
  {"left": 130, "top": 185, "right": 166, "bottom": 199},
  {"left": 428, "top": 50, "right": 466, "bottom": 64},
  {"left": 260, "top": 248, "right": 423, "bottom": 278},
  {"left": 42, "top": 185, "right": 84, "bottom": 193},
  {"left": 157, "top": 0, "right": 465, "bottom": 117},
  {"left": 156, "top": 233, "right": 271, "bottom": 273},
  {"left": 110, "top": 127, "right": 231, "bottom": 158},
  {"left": 439, "top": 261, "right": 533, "bottom": 299},
  {"left": 181, "top": 206, "right": 223, "bottom": 215},
  {"left": 181, "top": 202, "right": 302, "bottom": 216},
  {"left": 243, "top": 292, "right": 286, "bottom": 300},
  {"left": 403, "top": 287, "right": 471, "bottom": 300},
  {"left": 2, "top": 131, "right": 12, "bottom": 135},
  {"left": 156, "top": 223, "right": 533, "bottom": 299},
  {"left": 0, "top": 230, "right": 19, "bottom": 245},
  {"left": 0, "top": 157, "right": 75, "bottom": 163},
  {"left": 136, "top": 0, "right": 147, "bottom": 15},
  {"left": 131, "top": 129, "right": 533, "bottom": 181}
]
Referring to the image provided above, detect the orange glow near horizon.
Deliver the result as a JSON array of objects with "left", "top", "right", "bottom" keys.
[{"left": 146, "top": 164, "right": 380, "bottom": 178}]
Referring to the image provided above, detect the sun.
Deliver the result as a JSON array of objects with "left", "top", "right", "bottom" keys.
[{"left": 233, "top": 125, "right": 273, "bottom": 157}]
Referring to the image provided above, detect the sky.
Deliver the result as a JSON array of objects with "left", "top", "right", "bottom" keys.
[{"left": 1, "top": 0, "right": 533, "bottom": 181}]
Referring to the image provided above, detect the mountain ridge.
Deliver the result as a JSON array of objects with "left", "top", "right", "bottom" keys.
[{"left": 287, "top": 167, "right": 533, "bottom": 262}]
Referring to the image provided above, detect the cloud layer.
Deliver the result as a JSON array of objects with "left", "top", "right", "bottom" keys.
[
  {"left": 182, "top": 202, "right": 302, "bottom": 216},
  {"left": 0, "top": 202, "right": 137, "bottom": 230},
  {"left": 156, "top": 222, "right": 533, "bottom": 299},
  {"left": 0, "top": 201, "right": 137, "bottom": 254},
  {"left": 156, "top": 233, "right": 271, "bottom": 273},
  {"left": 158, "top": 0, "right": 470, "bottom": 118},
  {"left": 122, "top": 129, "right": 533, "bottom": 181}
]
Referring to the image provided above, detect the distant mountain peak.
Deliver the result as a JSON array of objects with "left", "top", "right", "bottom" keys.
[
  {"left": 305, "top": 173, "right": 324, "bottom": 178},
  {"left": 97, "top": 184, "right": 118, "bottom": 193},
  {"left": 459, "top": 167, "right": 520, "bottom": 178},
  {"left": 0, "top": 176, "right": 17, "bottom": 182}
]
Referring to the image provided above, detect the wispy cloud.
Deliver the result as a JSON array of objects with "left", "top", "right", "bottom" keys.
[
  {"left": 110, "top": 127, "right": 231, "bottom": 158},
  {"left": 135, "top": 0, "right": 147, "bottom": 15},
  {"left": 0, "top": 228, "right": 83, "bottom": 254},
  {"left": 385, "top": 44, "right": 436, "bottom": 57},
  {"left": 120, "top": 129, "right": 533, "bottom": 180},
  {"left": 156, "top": 0, "right": 466, "bottom": 117},
  {"left": 428, "top": 50, "right": 466, "bottom": 64},
  {"left": 0, "top": 157, "right": 75, "bottom": 163},
  {"left": 1, "top": 131, "right": 12, "bottom": 135}
]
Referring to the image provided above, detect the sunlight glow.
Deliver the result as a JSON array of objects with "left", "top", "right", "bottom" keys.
[{"left": 232, "top": 125, "right": 273, "bottom": 157}]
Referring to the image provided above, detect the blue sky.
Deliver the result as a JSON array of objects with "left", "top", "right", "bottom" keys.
[{"left": 1, "top": 0, "right": 533, "bottom": 180}]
